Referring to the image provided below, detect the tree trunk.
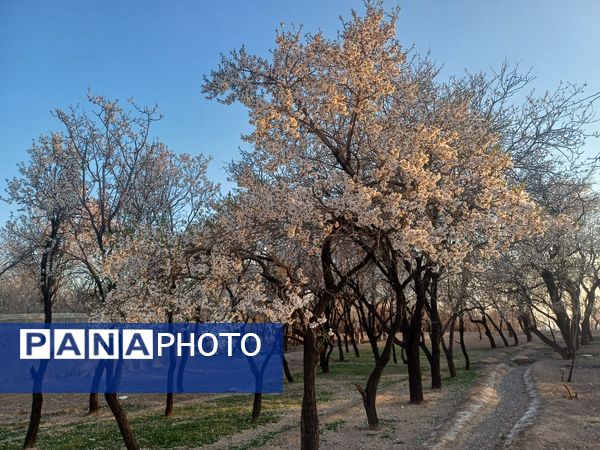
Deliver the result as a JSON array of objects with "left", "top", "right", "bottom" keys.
[
  {"left": 24, "top": 359, "right": 49, "bottom": 448},
  {"left": 581, "top": 282, "right": 597, "bottom": 345},
  {"left": 283, "top": 354, "right": 294, "bottom": 383},
  {"left": 459, "top": 315, "right": 470, "bottom": 371},
  {"left": 357, "top": 303, "right": 380, "bottom": 362},
  {"left": 25, "top": 230, "right": 57, "bottom": 448},
  {"left": 350, "top": 330, "right": 360, "bottom": 358},
  {"left": 441, "top": 317, "right": 457, "bottom": 378},
  {"left": 105, "top": 393, "right": 139, "bottom": 449},
  {"left": 472, "top": 315, "right": 496, "bottom": 349},
  {"left": 335, "top": 330, "right": 345, "bottom": 362},
  {"left": 404, "top": 270, "right": 428, "bottom": 404},
  {"left": 23, "top": 394, "right": 43, "bottom": 449},
  {"left": 356, "top": 334, "right": 394, "bottom": 429},
  {"left": 251, "top": 393, "right": 262, "bottom": 422},
  {"left": 519, "top": 315, "right": 533, "bottom": 342},
  {"left": 567, "top": 352, "right": 576, "bottom": 382},
  {"left": 164, "top": 393, "right": 174, "bottom": 417},
  {"left": 581, "top": 318, "right": 593, "bottom": 345},
  {"left": 89, "top": 393, "right": 100, "bottom": 414},
  {"left": 165, "top": 311, "right": 175, "bottom": 416},
  {"left": 429, "top": 279, "right": 442, "bottom": 389},
  {"left": 319, "top": 340, "right": 333, "bottom": 373},
  {"left": 301, "top": 330, "right": 320, "bottom": 450},
  {"left": 284, "top": 324, "right": 289, "bottom": 352},
  {"left": 541, "top": 270, "right": 578, "bottom": 356},
  {"left": 487, "top": 314, "right": 509, "bottom": 347},
  {"left": 89, "top": 359, "right": 105, "bottom": 414},
  {"left": 406, "top": 332, "right": 423, "bottom": 404},
  {"left": 506, "top": 321, "right": 519, "bottom": 346}
]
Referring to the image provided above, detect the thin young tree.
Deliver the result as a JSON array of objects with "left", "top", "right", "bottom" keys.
[{"left": 3, "top": 133, "right": 78, "bottom": 448}]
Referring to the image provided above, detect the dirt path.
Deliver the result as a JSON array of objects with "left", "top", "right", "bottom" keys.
[
  {"left": 427, "top": 342, "right": 554, "bottom": 450},
  {"left": 431, "top": 364, "right": 534, "bottom": 450}
]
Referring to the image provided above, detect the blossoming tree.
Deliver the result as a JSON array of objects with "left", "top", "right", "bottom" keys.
[{"left": 203, "top": 2, "right": 542, "bottom": 445}]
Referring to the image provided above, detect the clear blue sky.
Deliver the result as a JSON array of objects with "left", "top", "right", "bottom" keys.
[{"left": 1, "top": 0, "right": 599, "bottom": 224}]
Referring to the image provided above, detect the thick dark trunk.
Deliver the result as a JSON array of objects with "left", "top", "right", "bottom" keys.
[
  {"left": 430, "top": 340, "right": 441, "bottom": 388},
  {"left": 581, "top": 283, "right": 597, "bottom": 345},
  {"left": 343, "top": 333, "right": 349, "bottom": 353},
  {"left": 301, "top": 330, "right": 320, "bottom": 450},
  {"left": 43, "top": 295, "right": 52, "bottom": 324},
  {"left": 164, "top": 393, "right": 173, "bottom": 417},
  {"left": 356, "top": 276, "right": 404, "bottom": 428},
  {"left": 23, "top": 394, "right": 43, "bottom": 449},
  {"left": 541, "top": 270, "right": 578, "bottom": 355},
  {"left": 356, "top": 334, "right": 394, "bottom": 429},
  {"left": 251, "top": 393, "right": 262, "bottom": 422},
  {"left": 406, "top": 333, "right": 423, "bottom": 404},
  {"left": 459, "top": 316, "right": 470, "bottom": 371},
  {"left": 105, "top": 393, "right": 139, "bottom": 450},
  {"left": 319, "top": 341, "right": 333, "bottom": 373},
  {"left": 89, "top": 393, "right": 100, "bottom": 414},
  {"left": 25, "top": 356, "right": 49, "bottom": 448},
  {"left": 429, "top": 287, "right": 442, "bottom": 389},
  {"left": 405, "top": 269, "right": 429, "bottom": 404},
  {"left": 25, "top": 361, "right": 48, "bottom": 448}
]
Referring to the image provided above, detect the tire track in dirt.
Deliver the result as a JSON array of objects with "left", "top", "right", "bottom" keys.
[
  {"left": 429, "top": 361, "right": 540, "bottom": 450},
  {"left": 504, "top": 365, "right": 541, "bottom": 448}
]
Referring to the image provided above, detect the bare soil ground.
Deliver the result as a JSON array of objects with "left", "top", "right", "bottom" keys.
[{"left": 514, "top": 340, "right": 600, "bottom": 450}]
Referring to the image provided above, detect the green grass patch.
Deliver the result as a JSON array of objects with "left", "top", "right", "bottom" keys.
[
  {"left": 323, "top": 419, "right": 347, "bottom": 432},
  {"left": 229, "top": 423, "right": 296, "bottom": 450},
  {"left": 444, "top": 368, "right": 480, "bottom": 387},
  {"left": 1, "top": 404, "right": 279, "bottom": 450}
]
